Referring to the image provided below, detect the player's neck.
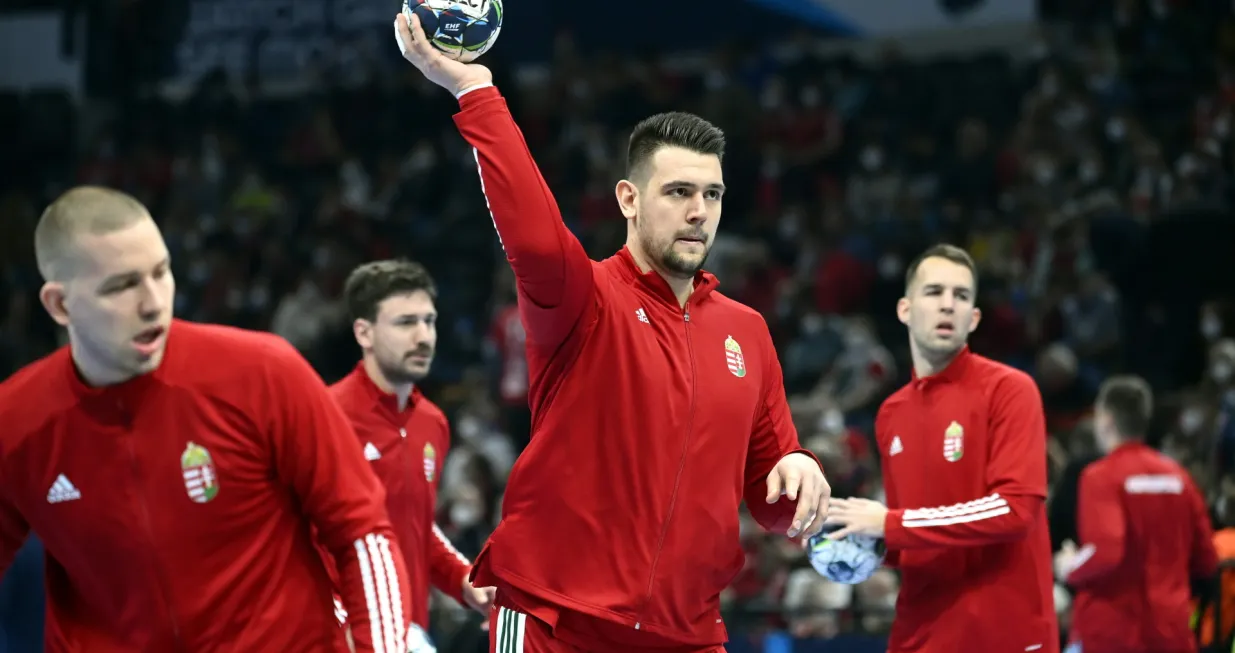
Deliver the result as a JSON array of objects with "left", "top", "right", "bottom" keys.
[
  {"left": 70, "top": 345, "right": 138, "bottom": 388},
  {"left": 362, "top": 356, "right": 414, "bottom": 410},
  {"left": 626, "top": 241, "right": 694, "bottom": 308},
  {"left": 910, "top": 342, "right": 963, "bottom": 379}
]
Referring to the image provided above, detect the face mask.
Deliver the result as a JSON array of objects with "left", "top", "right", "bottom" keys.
[
  {"left": 1180, "top": 408, "right": 1204, "bottom": 435},
  {"left": 1202, "top": 314, "right": 1223, "bottom": 340},
  {"left": 1034, "top": 163, "right": 1056, "bottom": 185},
  {"left": 451, "top": 503, "right": 481, "bottom": 528},
  {"left": 1106, "top": 118, "right": 1126, "bottom": 142},
  {"left": 819, "top": 408, "right": 845, "bottom": 434},
  {"left": 457, "top": 416, "right": 483, "bottom": 442},
  {"left": 861, "top": 147, "right": 883, "bottom": 172},
  {"left": 878, "top": 254, "right": 901, "bottom": 280},
  {"left": 1079, "top": 160, "right": 1101, "bottom": 184},
  {"left": 1213, "top": 360, "right": 1234, "bottom": 384}
]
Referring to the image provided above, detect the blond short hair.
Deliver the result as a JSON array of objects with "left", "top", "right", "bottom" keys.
[{"left": 34, "top": 186, "right": 151, "bottom": 281}]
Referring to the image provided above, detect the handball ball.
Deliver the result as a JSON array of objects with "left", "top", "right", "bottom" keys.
[
  {"left": 806, "top": 524, "right": 886, "bottom": 585},
  {"left": 403, "top": 0, "right": 503, "bottom": 63}
]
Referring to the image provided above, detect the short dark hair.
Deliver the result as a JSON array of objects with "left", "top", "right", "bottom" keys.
[
  {"left": 1096, "top": 375, "right": 1154, "bottom": 440},
  {"left": 344, "top": 259, "right": 438, "bottom": 322},
  {"left": 625, "top": 112, "right": 725, "bottom": 182},
  {"left": 904, "top": 244, "right": 979, "bottom": 295}
]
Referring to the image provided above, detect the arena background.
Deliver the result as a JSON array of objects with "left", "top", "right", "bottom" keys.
[{"left": 4, "top": 0, "right": 1235, "bottom": 651}]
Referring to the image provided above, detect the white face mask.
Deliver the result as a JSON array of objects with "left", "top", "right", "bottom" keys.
[
  {"left": 451, "top": 503, "right": 481, "bottom": 528},
  {"left": 1213, "top": 360, "right": 1234, "bottom": 384},
  {"left": 1179, "top": 408, "right": 1205, "bottom": 435},
  {"left": 1202, "top": 314, "right": 1223, "bottom": 340}
]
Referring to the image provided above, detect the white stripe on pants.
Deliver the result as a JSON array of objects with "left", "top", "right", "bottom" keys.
[{"left": 495, "top": 606, "right": 527, "bottom": 653}]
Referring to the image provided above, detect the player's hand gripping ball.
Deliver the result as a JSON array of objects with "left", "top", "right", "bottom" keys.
[
  {"left": 402, "top": 0, "right": 503, "bottom": 63},
  {"left": 807, "top": 523, "right": 886, "bottom": 585}
]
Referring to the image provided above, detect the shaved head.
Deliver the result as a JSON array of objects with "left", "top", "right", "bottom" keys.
[{"left": 35, "top": 186, "right": 152, "bottom": 282}]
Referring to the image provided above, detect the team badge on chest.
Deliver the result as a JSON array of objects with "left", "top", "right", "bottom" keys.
[
  {"left": 181, "top": 442, "right": 220, "bottom": 503},
  {"left": 423, "top": 443, "right": 437, "bottom": 482},
  {"left": 943, "top": 421, "right": 965, "bottom": 462},
  {"left": 724, "top": 335, "right": 747, "bottom": 378}
]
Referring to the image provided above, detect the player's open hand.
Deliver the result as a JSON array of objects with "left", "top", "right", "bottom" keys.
[
  {"left": 393, "top": 12, "right": 492, "bottom": 96},
  {"left": 766, "top": 452, "right": 831, "bottom": 538},
  {"left": 824, "top": 497, "right": 889, "bottom": 540},
  {"left": 461, "top": 577, "right": 496, "bottom": 623}
]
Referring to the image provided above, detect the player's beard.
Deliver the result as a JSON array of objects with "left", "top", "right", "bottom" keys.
[
  {"left": 637, "top": 218, "right": 710, "bottom": 279},
  {"left": 376, "top": 350, "right": 432, "bottom": 386}
]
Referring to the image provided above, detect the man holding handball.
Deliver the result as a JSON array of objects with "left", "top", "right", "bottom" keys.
[
  {"left": 0, "top": 186, "right": 414, "bottom": 653},
  {"left": 825, "top": 245, "right": 1058, "bottom": 653},
  {"left": 394, "top": 13, "right": 829, "bottom": 653}
]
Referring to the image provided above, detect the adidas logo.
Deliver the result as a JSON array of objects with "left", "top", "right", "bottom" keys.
[
  {"left": 635, "top": 308, "right": 649, "bottom": 324},
  {"left": 47, "top": 474, "right": 81, "bottom": 503},
  {"left": 363, "top": 442, "right": 381, "bottom": 461},
  {"left": 889, "top": 436, "right": 904, "bottom": 456}
]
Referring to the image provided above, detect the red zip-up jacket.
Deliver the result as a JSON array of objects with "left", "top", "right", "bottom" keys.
[
  {"left": 1065, "top": 442, "right": 1218, "bottom": 653},
  {"left": 454, "top": 85, "right": 817, "bottom": 652},
  {"left": 875, "top": 347, "right": 1058, "bottom": 653},
  {"left": 327, "top": 363, "right": 471, "bottom": 629},
  {"left": 0, "top": 320, "right": 413, "bottom": 653}
]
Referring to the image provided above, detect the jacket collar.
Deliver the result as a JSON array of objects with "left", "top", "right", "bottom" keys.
[
  {"left": 910, "top": 345, "right": 973, "bottom": 389},
  {"left": 345, "top": 361, "right": 420, "bottom": 419},
  {"left": 611, "top": 245, "right": 720, "bottom": 309}
]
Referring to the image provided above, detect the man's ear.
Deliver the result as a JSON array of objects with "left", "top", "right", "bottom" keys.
[
  {"left": 896, "top": 296, "right": 911, "bottom": 326},
  {"left": 615, "top": 179, "right": 639, "bottom": 220},
  {"left": 353, "top": 318, "right": 373, "bottom": 350},
  {"left": 39, "top": 282, "right": 70, "bottom": 327},
  {"left": 968, "top": 307, "right": 982, "bottom": 334}
]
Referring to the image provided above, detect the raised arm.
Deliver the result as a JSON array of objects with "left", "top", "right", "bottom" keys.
[{"left": 395, "top": 14, "right": 594, "bottom": 350}]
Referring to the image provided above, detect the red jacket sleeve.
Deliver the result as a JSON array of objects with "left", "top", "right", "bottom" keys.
[
  {"left": 453, "top": 86, "right": 595, "bottom": 350},
  {"left": 1065, "top": 466, "right": 1126, "bottom": 587},
  {"left": 743, "top": 331, "right": 821, "bottom": 533},
  {"left": 883, "top": 372, "right": 1048, "bottom": 549},
  {"left": 429, "top": 523, "right": 472, "bottom": 604},
  {"left": 1188, "top": 476, "right": 1219, "bottom": 579},
  {"left": 0, "top": 489, "right": 28, "bottom": 578},
  {"left": 262, "top": 339, "right": 413, "bottom": 653},
  {"left": 874, "top": 406, "right": 901, "bottom": 568}
]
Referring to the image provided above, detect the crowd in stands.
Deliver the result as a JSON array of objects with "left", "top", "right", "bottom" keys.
[{"left": 5, "top": 0, "right": 1235, "bottom": 649}]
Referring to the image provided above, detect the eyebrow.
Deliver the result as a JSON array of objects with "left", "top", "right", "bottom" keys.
[
  {"left": 922, "top": 283, "right": 972, "bottom": 293},
  {"left": 99, "top": 257, "right": 170, "bottom": 288},
  {"left": 662, "top": 180, "right": 726, "bottom": 193}
]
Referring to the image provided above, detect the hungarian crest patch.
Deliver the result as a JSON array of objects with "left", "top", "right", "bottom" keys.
[
  {"left": 724, "top": 335, "right": 747, "bottom": 378},
  {"left": 181, "top": 441, "right": 220, "bottom": 503}
]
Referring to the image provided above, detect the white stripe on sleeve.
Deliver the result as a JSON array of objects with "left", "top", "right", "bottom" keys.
[
  {"left": 472, "top": 148, "right": 506, "bottom": 253},
  {"left": 433, "top": 524, "right": 472, "bottom": 566},
  {"left": 353, "top": 538, "right": 384, "bottom": 653},
  {"left": 901, "top": 493, "right": 1010, "bottom": 528},
  {"left": 365, "top": 534, "right": 399, "bottom": 653},
  {"left": 375, "top": 534, "right": 406, "bottom": 649}
]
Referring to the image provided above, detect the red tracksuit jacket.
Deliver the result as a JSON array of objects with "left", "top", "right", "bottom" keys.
[
  {"left": 875, "top": 347, "right": 1058, "bottom": 653},
  {"left": 455, "top": 85, "right": 816, "bottom": 652},
  {"left": 1066, "top": 442, "right": 1218, "bottom": 653},
  {"left": 0, "top": 320, "right": 412, "bottom": 653},
  {"left": 328, "top": 363, "right": 472, "bottom": 629}
]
